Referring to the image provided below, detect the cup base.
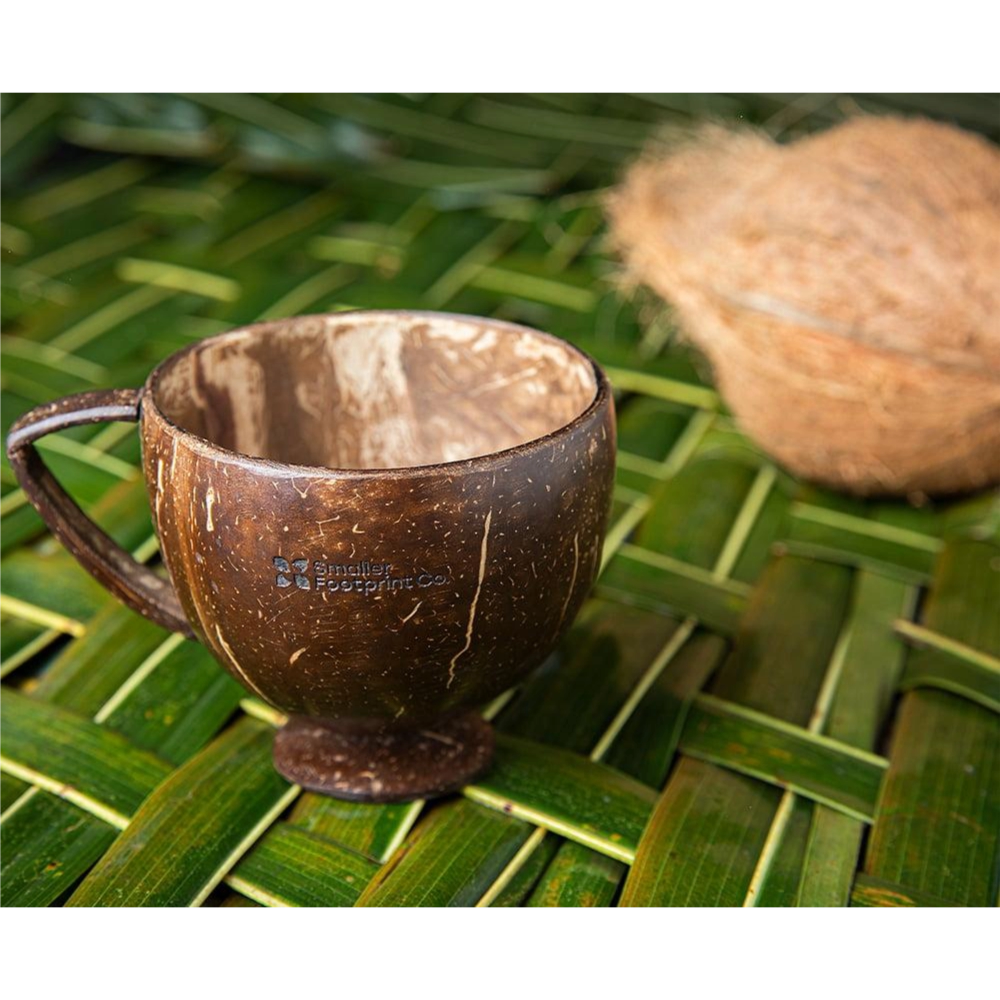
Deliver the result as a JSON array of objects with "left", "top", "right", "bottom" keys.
[{"left": 272, "top": 711, "right": 495, "bottom": 803}]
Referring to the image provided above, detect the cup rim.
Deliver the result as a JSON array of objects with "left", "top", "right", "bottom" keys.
[{"left": 141, "top": 309, "right": 611, "bottom": 480}]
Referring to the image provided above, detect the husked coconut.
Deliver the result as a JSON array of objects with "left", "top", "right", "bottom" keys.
[{"left": 608, "top": 115, "right": 1000, "bottom": 496}]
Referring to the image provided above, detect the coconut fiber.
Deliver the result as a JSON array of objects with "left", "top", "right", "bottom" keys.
[{"left": 608, "top": 115, "right": 1000, "bottom": 496}]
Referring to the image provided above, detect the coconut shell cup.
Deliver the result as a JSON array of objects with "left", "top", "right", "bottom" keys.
[{"left": 6, "top": 311, "right": 616, "bottom": 802}]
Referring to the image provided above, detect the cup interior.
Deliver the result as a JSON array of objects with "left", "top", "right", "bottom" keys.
[{"left": 150, "top": 313, "right": 598, "bottom": 470}]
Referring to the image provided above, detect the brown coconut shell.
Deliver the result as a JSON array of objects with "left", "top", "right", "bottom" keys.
[{"left": 608, "top": 115, "right": 1000, "bottom": 496}]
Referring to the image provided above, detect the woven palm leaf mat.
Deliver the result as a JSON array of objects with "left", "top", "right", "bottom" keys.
[{"left": 2, "top": 93, "right": 998, "bottom": 908}]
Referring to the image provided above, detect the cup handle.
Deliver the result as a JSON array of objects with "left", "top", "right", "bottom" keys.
[{"left": 6, "top": 389, "right": 194, "bottom": 638}]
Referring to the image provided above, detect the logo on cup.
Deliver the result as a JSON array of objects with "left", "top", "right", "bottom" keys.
[
  {"left": 271, "top": 555, "right": 449, "bottom": 596},
  {"left": 273, "top": 556, "right": 310, "bottom": 589}
]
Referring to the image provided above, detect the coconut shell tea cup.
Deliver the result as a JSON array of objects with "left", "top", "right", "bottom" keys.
[{"left": 7, "top": 311, "right": 616, "bottom": 802}]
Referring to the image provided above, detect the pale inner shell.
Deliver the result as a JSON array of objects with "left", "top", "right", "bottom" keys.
[{"left": 152, "top": 314, "right": 597, "bottom": 469}]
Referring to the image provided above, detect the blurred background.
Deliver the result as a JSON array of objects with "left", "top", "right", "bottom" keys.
[{"left": 4, "top": 96, "right": 998, "bottom": 362}]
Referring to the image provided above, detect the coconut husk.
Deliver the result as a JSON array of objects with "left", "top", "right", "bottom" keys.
[{"left": 607, "top": 115, "right": 1000, "bottom": 496}]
